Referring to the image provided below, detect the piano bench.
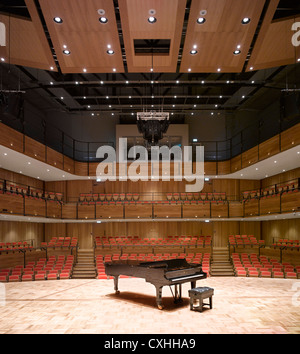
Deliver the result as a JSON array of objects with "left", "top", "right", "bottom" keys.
[{"left": 188, "top": 287, "right": 214, "bottom": 313}]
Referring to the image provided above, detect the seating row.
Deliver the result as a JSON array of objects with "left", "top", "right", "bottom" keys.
[
  {"left": 167, "top": 192, "right": 226, "bottom": 201},
  {"left": 272, "top": 239, "right": 300, "bottom": 249},
  {"left": 228, "top": 235, "right": 265, "bottom": 248},
  {"left": 94, "top": 236, "right": 212, "bottom": 248},
  {"left": 79, "top": 200, "right": 229, "bottom": 206},
  {"left": 41, "top": 237, "right": 78, "bottom": 248},
  {"left": 242, "top": 181, "right": 298, "bottom": 200},
  {"left": 0, "top": 241, "right": 33, "bottom": 251},
  {"left": 0, "top": 255, "right": 74, "bottom": 282},
  {"left": 79, "top": 193, "right": 140, "bottom": 202},
  {"left": 95, "top": 252, "right": 211, "bottom": 279},
  {"left": 232, "top": 253, "right": 300, "bottom": 279},
  {"left": 0, "top": 181, "right": 63, "bottom": 201}
]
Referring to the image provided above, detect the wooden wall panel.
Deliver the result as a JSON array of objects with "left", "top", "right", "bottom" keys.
[
  {"left": 0, "top": 221, "right": 44, "bottom": 247},
  {"left": 46, "top": 147, "right": 64, "bottom": 170},
  {"left": 124, "top": 204, "right": 152, "bottom": 219},
  {"left": 46, "top": 201, "right": 62, "bottom": 219},
  {"left": 78, "top": 204, "right": 95, "bottom": 220},
  {"left": 0, "top": 194, "right": 24, "bottom": 215},
  {"left": 24, "top": 136, "right": 46, "bottom": 162},
  {"left": 96, "top": 205, "right": 124, "bottom": 219},
  {"left": 63, "top": 156, "right": 75, "bottom": 174},
  {"left": 261, "top": 168, "right": 300, "bottom": 188},
  {"left": 182, "top": 203, "right": 210, "bottom": 218},
  {"left": 260, "top": 195, "right": 281, "bottom": 215},
  {"left": 281, "top": 123, "right": 300, "bottom": 151},
  {"left": 242, "top": 146, "right": 258, "bottom": 168},
  {"left": 262, "top": 219, "right": 300, "bottom": 245},
  {"left": 281, "top": 191, "right": 300, "bottom": 213},
  {"left": 231, "top": 155, "right": 242, "bottom": 173},
  {"left": 25, "top": 197, "right": 46, "bottom": 217},
  {"left": 0, "top": 124, "right": 24, "bottom": 153},
  {"left": 259, "top": 135, "right": 280, "bottom": 161},
  {"left": 62, "top": 203, "right": 77, "bottom": 219},
  {"left": 0, "top": 168, "right": 44, "bottom": 189},
  {"left": 244, "top": 199, "right": 259, "bottom": 216},
  {"left": 211, "top": 202, "right": 228, "bottom": 218},
  {"left": 229, "top": 202, "right": 243, "bottom": 218},
  {"left": 154, "top": 204, "right": 181, "bottom": 218}
]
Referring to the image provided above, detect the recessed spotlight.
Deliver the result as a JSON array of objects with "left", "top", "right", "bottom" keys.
[
  {"left": 242, "top": 18, "right": 251, "bottom": 24},
  {"left": 188, "top": 68, "right": 192, "bottom": 72},
  {"left": 99, "top": 17, "right": 108, "bottom": 24},
  {"left": 63, "top": 50, "right": 71, "bottom": 55},
  {"left": 3, "top": 153, "right": 7, "bottom": 156},
  {"left": 54, "top": 17, "right": 63, "bottom": 24},
  {"left": 106, "top": 96, "right": 109, "bottom": 99},
  {"left": 250, "top": 66, "right": 254, "bottom": 71},
  {"left": 233, "top": 50, "right": 241, "bottom": 55},
  {"left": 113, "top": 68, "right": 116, "bottom": 72},
  {"left": 197, "top": 17, "right": 206, "bottom": 24},
  {"left": 190, "top": 49, "right": 198, "bottom": 55},
  {"left": 274, "top": 160, "right": 277, "bottom": 163},
  {"left": 1, "top": 58, "right": 5, "bottom": 62},
  {"left": 107, "top": 50, "right": 114, "bottom": 55},
  {"left": 193, "top": 139, "right": 198, "bottom": 142},
  {"left": 83, "top": 68, "right": 87, "bottom": 73},
  {"left": 176, "top": 80, "right": 180, "bottom": 84},
  {"left": 50, "top": 66, "right": 54, "bottom": 71},
  {"left": 148, "top": 16, "right": 157, "bottom": 23},
  {"left": 126, "top": 81, "right": 129, "bottom": 84},
  {"left": 217, "top": 68, "right": 221, "bottom": 72}
]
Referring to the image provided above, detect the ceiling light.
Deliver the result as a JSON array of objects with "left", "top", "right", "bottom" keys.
[
  {"left": 3, "top": 153, "right": 7, "bottom": 156},
  {"left": 150, "top": 68, "right": 153, "bottom": 72},
  {"left": 188, "top": 68, "right": 192, "bottom": 72},
  {"left": 63, "top": 50, "right": 71, "bottom": 55},
  {"left": 126, "top": 81, "right": 129, "bottom": 84},
  {"left": 100, "top": 81, "right": 104, "bottom": 84},
  {"left": 99, "top": 17, "right": 108, "bottom": 24},
  {"left": 106, "top": 96, "right": 109, "bottom": 99},
  {"left": 242, "top": 18, "right": 251, "bottom": 24},
  {"left": 197, "top": 17, "right": 206, "bottom": 24},
  {"left": 193, "top": 139, "right": 198, "bottom": 142},
  {"left": 83, "top": 68, "right": 87, "bottom": 72},
  {"left": 50, "top": 66, "right": 54, "bottom": 71},
  {"left": 217, "top": 68, "right": 221, "bottom": 72},
  {"left": 1, "top": 58, "right": 5, "bottom": 62},
  {"left": 190, "top": 49, "right": 198, "bottom": 55},
  {"left": 107, "top": 50, "right": 114, "bottom": 55},
  {"left": 148, "top": 16, "right": 157, "bottom": 23},
  {"left": 113, "top": 68, "right": 116, "bottom": 72},
  {"left": 233, "top": 50, "right": 241, "bottom": 55},
  {"left": 54, "top": 17, "right": 63, "bottom": 24},
  {"left": 250, "top": 66, "right": 254, "bottom": 70},
  {"left": 274, "top": 160, "right": 277, "bottom": 163}
]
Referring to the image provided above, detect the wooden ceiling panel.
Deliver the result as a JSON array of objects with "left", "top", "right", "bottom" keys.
[
  {"left": 180, "top": 0, "right": 266, "bottom": 73},
  {"left": 118, "top": 0, "right": 187, "bottom": 73},
  {"left": 0, "top": 11, "right": 56, "bottom": 71},
  {"left": 246, "top": 0, "right": 300, "bottom": 71},
  {"left": 39, "top": 0, "right": 124, "bottom": 73}
]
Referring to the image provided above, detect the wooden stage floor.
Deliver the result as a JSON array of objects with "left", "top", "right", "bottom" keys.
[{"left": 0, "top": 277, "right": 299, "bottom": 334}]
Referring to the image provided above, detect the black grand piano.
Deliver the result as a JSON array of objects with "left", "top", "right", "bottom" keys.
[{"left": 105, "top": 258, "right": 207, "bottom": 309}]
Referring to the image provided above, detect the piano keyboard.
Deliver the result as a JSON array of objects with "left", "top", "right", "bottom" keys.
[{"left": 170, "top": 274, "right": 203, "bottom": 282}]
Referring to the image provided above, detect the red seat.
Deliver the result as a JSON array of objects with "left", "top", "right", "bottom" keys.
[
  {"left": 8, "top": 275, "right": 20, "bottom": 282},
  {"left": 22, "top": 274, "right": 33, "bottom": 281}
]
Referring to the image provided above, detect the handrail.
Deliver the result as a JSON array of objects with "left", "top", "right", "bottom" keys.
[{"left": 1, "top": 104, "right": 299, "bottom": 163}]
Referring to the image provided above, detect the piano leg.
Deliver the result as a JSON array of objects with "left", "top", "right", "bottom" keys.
[
  {"left": 155, "top": 286, "right": 164, "bottom": 310},
  {"left": 114, "top": 276, "right": 120, "bottom": 294},
  {"left": 191, "top": 281, "right": 196, "bottom": 289}
]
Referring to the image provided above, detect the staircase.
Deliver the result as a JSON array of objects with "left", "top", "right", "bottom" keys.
[
  {"left": 210, "top": 247, "right": 235, "bottom": 277},
  {"left": 72, "top": 249, "right": 96, "bottom": 279}
]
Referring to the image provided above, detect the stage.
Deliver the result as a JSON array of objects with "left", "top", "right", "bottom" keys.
[{"left": 0, "top": 277, "right": 299, "bottom": 334}]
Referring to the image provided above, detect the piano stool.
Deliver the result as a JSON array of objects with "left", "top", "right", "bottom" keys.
[{"left": 188, "top": 287, "right": 214, "bottom": 313}]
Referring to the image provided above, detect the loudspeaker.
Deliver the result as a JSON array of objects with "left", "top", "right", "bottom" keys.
[
  {"left": 0, "top": 93, "right": 24, "bottom": 119},
  {"left": 281, "top": 92, "right": 300, "bottom": 120}
]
